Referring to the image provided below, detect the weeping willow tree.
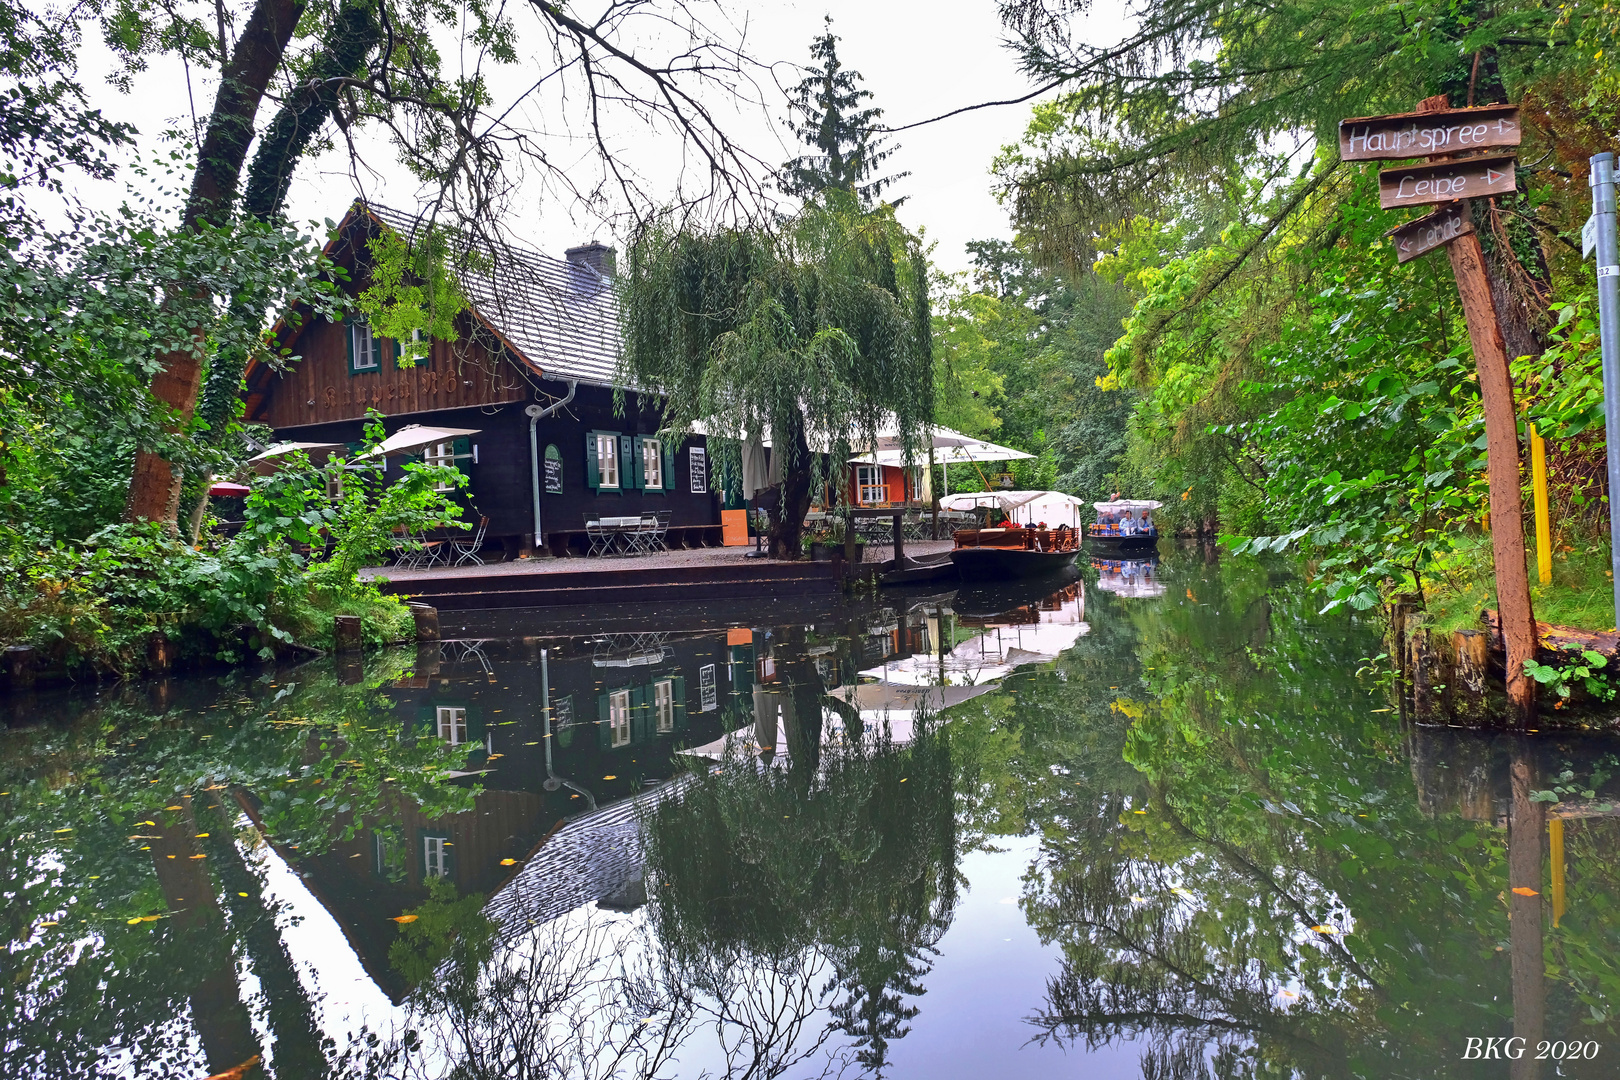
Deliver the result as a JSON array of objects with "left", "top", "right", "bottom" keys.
[{"left": 619, "top": 201, "right": 934, "bottom": 557}]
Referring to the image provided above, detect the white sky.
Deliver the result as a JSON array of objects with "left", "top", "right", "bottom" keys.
[{"left": 66, "top": 0, "right": 1131, "bottom": 274}]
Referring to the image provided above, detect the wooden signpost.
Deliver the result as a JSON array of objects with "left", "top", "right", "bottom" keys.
[
  {"left": 1339, "top": 104, "right": 1520, "bottom": 161},
  {"left": 1343, "top": 95, "right": 1536, "bottom": 717},
  {"left": 1378, "top": 155, "right": 1518, "bottom": 209},
  {"left": 1387, "top": 202, "right": 1473, "bottom": 263}
]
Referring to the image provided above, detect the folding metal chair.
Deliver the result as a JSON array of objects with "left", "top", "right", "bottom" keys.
[
  {"left": 622, "top": 514, "right": 656, "bottom": 556},
  {"left": 452, "top": 515, "right": 489, "bottom": 566},
  {"left": 586, "top": 518, "right": 614, "bottom": 557},
  {"left": 647, "top": 510, "right": 672, "bottom": 553}
]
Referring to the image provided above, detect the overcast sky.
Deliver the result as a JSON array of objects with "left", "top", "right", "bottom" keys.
[{"left": 69, "top": 1, "right": 1130, "bottom": 274}]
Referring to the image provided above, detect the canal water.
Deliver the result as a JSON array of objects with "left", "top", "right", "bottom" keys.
[{"left": 4, "top": 545, "right": 1620, "bottom": 1079}]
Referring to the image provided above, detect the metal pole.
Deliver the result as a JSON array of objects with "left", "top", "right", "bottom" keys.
[
  {"left": 1592, "top": 152, "right": 1620, "bottom": 627},
  {"left": 1531, "top": 423, "right": 1551, "bottom": 585}
]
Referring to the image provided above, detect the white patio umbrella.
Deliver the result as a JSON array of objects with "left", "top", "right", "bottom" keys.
[
  {"left": 245, "top": 441, "right": 345, "bottom": 475},
  {"left": 355, "top": 424, "right": 481, "bottom": 460}
]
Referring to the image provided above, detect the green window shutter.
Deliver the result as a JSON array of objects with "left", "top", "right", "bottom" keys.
[
  {"left": 597, "top": 692, "right": 611, "bottom": 750},
  {"left": 452, "top": 437, "right": 471, "bottom": 476},
  {"left": 619, "top": 435, "right": 634, "bottom": 491},
  {"left": 629, "top": 685, "right": 648, "bottom": 743},
  {"left": 671, "top": 675, "right": 687, "bottom": 732},
  {"left": 662, "top": 440, "right": 675, "bottom": 494},
  {"left": 586, "top": 432, "right": 601, "bottom": 492},
  {"left": 631, "top": 436, "right": 646, "bottom": 491}
]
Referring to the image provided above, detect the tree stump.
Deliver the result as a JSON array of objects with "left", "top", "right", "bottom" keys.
[
  {"left": 1453, "top": 629, "right": 1489, "bottom": 718},
  {"left": 333, "top": 615, "right": 363, "bottom": 654},
  {"left": 146, "top": 630, "right": 172, "bottom": 673},
  {"left": 5, "top": 645, "right": 36, "bottom": 688},
  {"left": 1409, "top": 629, "right": 1441, "bottom": 720},
  {"left": 409, "top": 603, "right": 440, "bottom": 643}
]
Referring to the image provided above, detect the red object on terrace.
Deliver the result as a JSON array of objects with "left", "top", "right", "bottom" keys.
[{"left": 208, "top": 482, "right": 252, "bottom": 497}]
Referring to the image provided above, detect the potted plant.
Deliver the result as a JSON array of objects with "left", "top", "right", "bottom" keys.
[{"left": 805, "top": 518, "right": 863, "bottom": 562}]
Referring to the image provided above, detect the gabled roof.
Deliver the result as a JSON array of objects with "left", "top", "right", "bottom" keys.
[{"left": 360, "top": 202, "right": 621, "bottom": 386}]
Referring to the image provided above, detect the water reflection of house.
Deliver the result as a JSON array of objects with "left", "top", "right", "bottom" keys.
[{"left": 253, "top": 632, "right": 739, "bottom": 1001}]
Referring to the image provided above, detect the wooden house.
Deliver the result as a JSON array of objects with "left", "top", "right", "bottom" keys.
[{"left": 242, "top": 201, "right": 721, "bottom": 558}]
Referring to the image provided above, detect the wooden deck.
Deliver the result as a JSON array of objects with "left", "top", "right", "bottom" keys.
[{"left": 368, "top": 540, "right": 958, "bottom": 610}]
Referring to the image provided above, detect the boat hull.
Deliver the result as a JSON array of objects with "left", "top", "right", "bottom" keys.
[
  {"left": 949, "top": 546, "right": 1078, "bottom": 581},
  {"left": 1086, "top": 532, "right": 1159, "bottom": 553}
]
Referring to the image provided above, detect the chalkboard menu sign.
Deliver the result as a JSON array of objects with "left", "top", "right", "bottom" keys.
[
  {"left": 689, "top": 446, "right": 707, "bottom": 493},
  {"left": 543, "top": 444, "right": 563, "bottom": 493}
]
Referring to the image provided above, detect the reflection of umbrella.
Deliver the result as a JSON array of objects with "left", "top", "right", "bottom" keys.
[
  {"left": 207, "top": 481, "right": 252, "bottom": 497},
  {"left": 850, "top": 440, "right": 1033, "bottom": 466},
  {"left": 356, "top": 424, "right": 480, "bottom": 459},
  {"left": 246, "top": 441, "right": 344, "bottom": 475}
]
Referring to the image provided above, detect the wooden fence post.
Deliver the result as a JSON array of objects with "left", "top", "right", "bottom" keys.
[
  {"left": 333, "top": 615, "right": 362, "bottom": 654},
  {"left": 5, "top": 645, "right": 36, "bottom": 689},
  {"left": 409, "top": 603, "right": 440, "bottom": 642}
]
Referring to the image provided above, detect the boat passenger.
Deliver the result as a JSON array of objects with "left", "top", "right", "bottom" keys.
[{"left": 1122, "top": 510, "right": 1136, "bottom": 535}]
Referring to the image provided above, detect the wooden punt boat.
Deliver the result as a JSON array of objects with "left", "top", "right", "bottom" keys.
[
  {"left": 1086, "top": 499, "right": 1162, "bottom": 552},
  {"left": 949, "top": 526, "right": 1080, "bottom": 581}
]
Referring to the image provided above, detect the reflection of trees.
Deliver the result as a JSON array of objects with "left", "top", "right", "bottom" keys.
[
  {"left": 1021, "top": 555, "right": 1620, "bottom": 1078},
  {"left": 0, "top": 651, "right": 473, "bottom": 1078},
  {"left": 644, "top": 693, "right": 959, "bottom": 1077}
]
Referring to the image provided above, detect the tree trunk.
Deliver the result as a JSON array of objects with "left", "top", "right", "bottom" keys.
[
  {"left": 126, "top": 0, "right": 308, "bottom": 526},
  {"left": 767, "top": 417, "right": 814, "bottom": 559}
]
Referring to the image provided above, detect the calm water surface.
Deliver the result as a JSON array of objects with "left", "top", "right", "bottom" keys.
[{"left": 5, "top": 546, "right": 1620, "bottom": 1079}]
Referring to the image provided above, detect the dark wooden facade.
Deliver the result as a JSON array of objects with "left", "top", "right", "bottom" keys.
[{"left": 243, "top": 205, "right": 721, "bottom": 555}]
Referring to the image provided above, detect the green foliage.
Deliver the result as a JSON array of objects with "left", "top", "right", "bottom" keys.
[
  {"left": 1523, "top": 649, "right": 1615, "bottom": 702},
  {"left": 620, "top": 201, "right": 933, "bottom": 553},
  {"left": 355, "top": 226, "right": 471, "bottom": 366}
]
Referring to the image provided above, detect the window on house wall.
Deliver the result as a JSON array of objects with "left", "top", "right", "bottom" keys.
[
  {"left": 397, "top": 327, "right": 430, "bottom": 368},
  {"left": 422, "top": 834, "right": 451, "bottom": 879},
  {"left": 642, "top": 437, "right": 663, "bottom": 490},
  {"left": 349, "top": 319, "right": 383, "bottom": 372},
  {"left": 424, "top": 441, "right": 457, "bottom": 492},
  {"left": 593, "top": 432, "right": 620, "bottom": 490},
  {"left": 653, "top": 679, "right": 675, "bottom": 733},
  {"left": 909, "top": 465, "right": 929, "bottom": 503},
  {"left": 857, "top": 464, "right": 886, "bottom": 505},
  {"left": 436, "top": 706, "right": 467, "bottom": 745},
  {"left": 609, "top": 689, "right": 631, "bottom": 747}
]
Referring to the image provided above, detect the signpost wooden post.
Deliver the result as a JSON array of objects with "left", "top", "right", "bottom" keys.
[{"left": 1341, "top": 95, "right": 1537, "bottom": 717}]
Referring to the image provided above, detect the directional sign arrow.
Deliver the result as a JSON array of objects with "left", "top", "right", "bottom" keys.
[{"left": 1585, "top": 215, "right": 1599, "bottom": 261}]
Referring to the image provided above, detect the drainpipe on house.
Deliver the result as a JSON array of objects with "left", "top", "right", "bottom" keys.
[{"left": 526, "top": 380, "right": 577, "bottom": 556}]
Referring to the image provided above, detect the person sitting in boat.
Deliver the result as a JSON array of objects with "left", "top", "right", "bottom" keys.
[
  {"left": 1122, "top": 510, "right": 1136, "bottom": 535},
  {"left": 1139, "top": 510, "right": 1152, "bottom": 534}
]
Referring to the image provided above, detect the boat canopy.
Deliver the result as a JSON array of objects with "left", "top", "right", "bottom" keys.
[
  {"left": 1092, "top": 499, "right": 1163, "bottom": 511},
  {"left": 941, "top": 490, "right": 1086, "bottom": 528}
]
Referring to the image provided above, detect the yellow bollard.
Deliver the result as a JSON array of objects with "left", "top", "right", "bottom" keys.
[
  {"left": 1550, "top": 816, "right": 1565, "bottom": 928},
  {"left": 1531, "top": 424, "right": 1551, "bottom": 586}
]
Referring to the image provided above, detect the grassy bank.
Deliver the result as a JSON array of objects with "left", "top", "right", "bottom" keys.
[{"left": 1418, "top": 535, "right": 1617, "bottom": 635}]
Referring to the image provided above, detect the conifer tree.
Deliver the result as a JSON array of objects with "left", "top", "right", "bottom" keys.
[{"left": 780, "top": 18, "right": 907, "bottom": 207}]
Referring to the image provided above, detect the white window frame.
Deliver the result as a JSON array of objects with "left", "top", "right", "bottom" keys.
[
  {"left": 436, "top": 706, "right": 467, "bottom": 745},
  {"left": 609, "top": 689, "right": 631, "bottom": 748},
  {"left": 351, "top": 320, "right": 382, "bottom": 370},
  {"left": 423, "top": 835, "right": 450, "bottom": 879},
  {"left": 856, "top": 464, "right": 886, "bottom": 506},
  {"left": 653, "top": 679, "right": 675, "bottom": 733},
  {"left": 689, "top": 447, "right": 707, "bottom": 493},
  {"left": 699, "top": 664, "right": 718, "bottom": 712},
  {"left": 423, "top": 440, "right": 457, "bottom": 492},
  {"left": 642, "top": 437, "right": 663, "bottom": 490},
  {"left": 596, "top": 433, "right": 620, "bottom": 490}
]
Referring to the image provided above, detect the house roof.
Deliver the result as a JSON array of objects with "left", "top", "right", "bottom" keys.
[{"left": 360, "top": 202, "right": 622, "bottom": 387}]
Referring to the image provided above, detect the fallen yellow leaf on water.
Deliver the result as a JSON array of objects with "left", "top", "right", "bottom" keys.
[
  {"left": 165, "top": 805, "right": 182, "bottom": 810},
  {"left": 203, "top": 1053, "right": 261, "bottom": 1080},
  {"left": 195, "top": 833, "right": 209, "bottom": 838},
  {"left": 127, "top": 915, "right": 161, "bottom": 925},
  {"left": 603, "top": 775, "right": 617, "bottom": 780},
  {"left": 54, "top": 827, "right": 73, "bottom": 833},
  {"left": 1512, "top": 887, "right": 1540, "bottom": 897},
  {"left": 238, "top": 892, "right": 249, "bottom": 897},
  {"left": 38, "top": 921, "right": 58, "bottom": 927},
  {"left": 189, "top": 854, "right": 206, "bottom": 860},
  {"left": 500, "top": 858, "right": 518, "bottom": 866},
  {"left": 392, "top": 915, "right": 419, "bottom": 924},
  {"left": 138, "top": 820, "right": 155, "bottom": 826},
  {"left": 900, "top": 778, "right": 908, "bottom": 783},
  {"left": 524, "top": 741, "right": 539, "bottom": 745},
  {"left": 1133, "top": 809, "right": 1148, "bottom": 814},
  {"left": 1309, "top": 925, "right": 1338, "bottom": 934}
]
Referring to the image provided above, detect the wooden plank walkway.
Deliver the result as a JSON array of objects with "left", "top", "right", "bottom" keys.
[{"left": 367, "top": 545, "right": 950, "bottom": 610}]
